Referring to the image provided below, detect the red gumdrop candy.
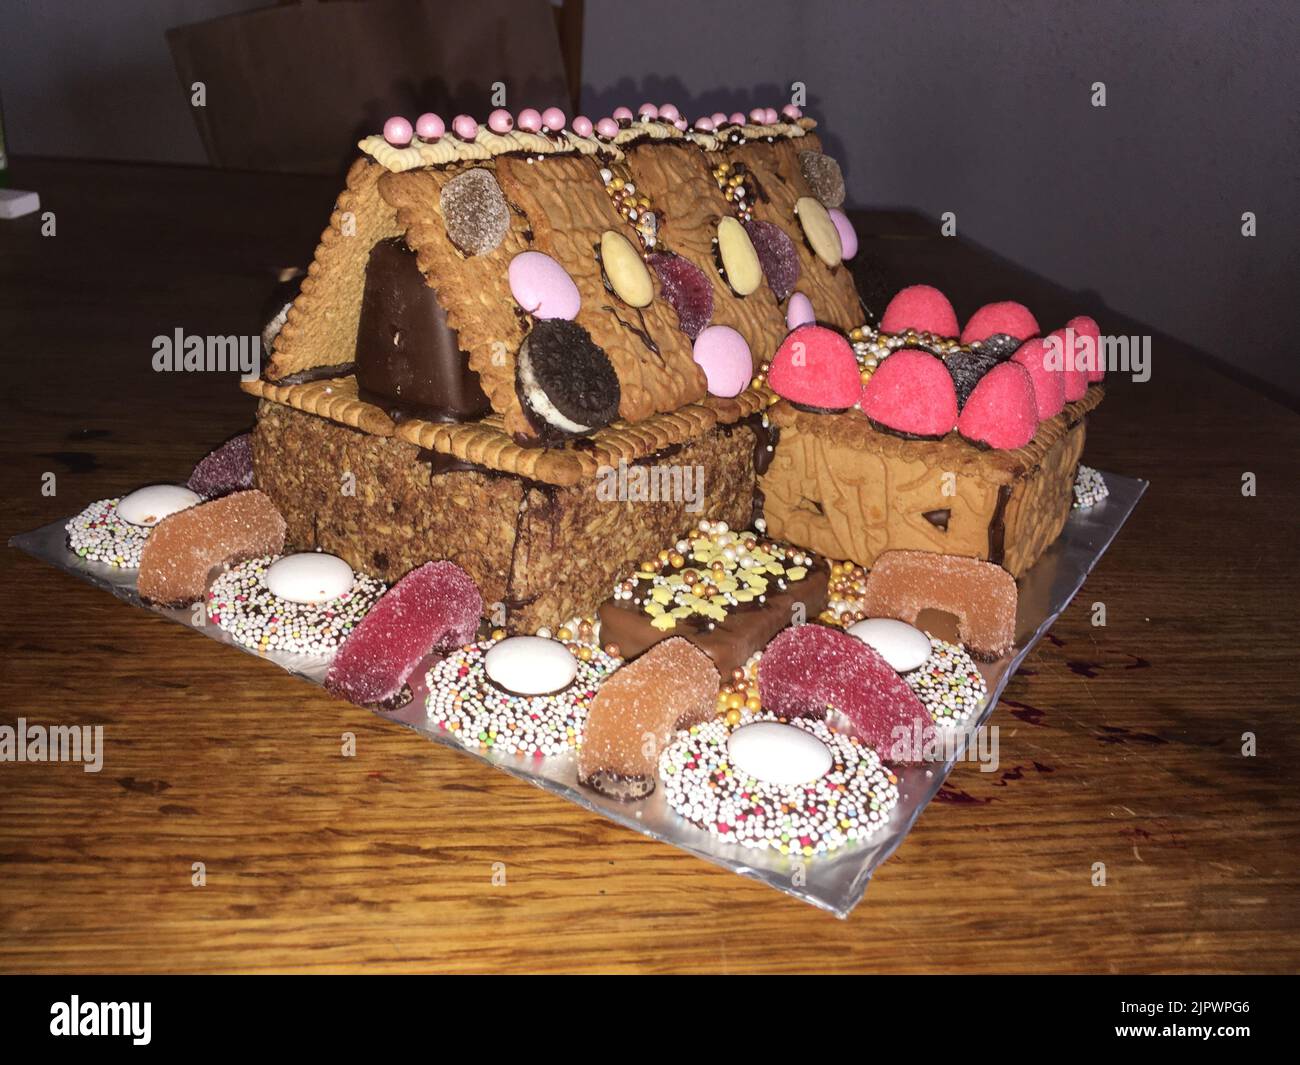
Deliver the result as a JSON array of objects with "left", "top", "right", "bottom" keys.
[
  {"left": 326, "top": 560, "right": 482, "bottom": 706},
  {"left": 1067, "top": 315, "right": 1104, "bottom": 383},
  {"left": 1011, "top": 337, "right": 1066, "bottom": 419},
  {"left": 859, "top": 349, "right": 958, "bottom": 437},
  {"left": 1048, "top": 327, "right": 1088, "bottom": 401},
  {"left": 758, "top": 624, "right": 929, "bottom": 760},
  {"left": 960, "top": 301, "right": 1040, "bottom": 345},
  {"left": 957, "top": 361, "right": 1038, "bottom": 449},
  {"left": 647, "top": 253, "right": 714, "bottom": 340},
  {"left": 768, "top": 324, "right": 861, "bottom": 411},
  {"left": 879, "top": 284, "right": 959, "bottom": 338},
  {"left": 188, "top": 433, "right": 254, "bottom": 498}
]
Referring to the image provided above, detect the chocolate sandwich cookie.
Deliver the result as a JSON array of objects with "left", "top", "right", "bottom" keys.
[{"left": 515, "top": 320, "right": 620, "bottom": 442}]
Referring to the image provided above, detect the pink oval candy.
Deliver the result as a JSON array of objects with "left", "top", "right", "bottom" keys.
[
  {"left": 828, "top": 208, "right": 858, "bottom": 259},
  {"left": 487, "top": 108, "right": 513, "bottom": 134},
  {"left": 782, "top": 104, "right": 803, "bottom": 120},
  {"left": 415, "top": 113, "right": 444, "bottom": 140},
  {"left": 658, "top": 103, "right": 680, "bottom": 122},
  {"left": 595, "top": 117, "right": 619, "bottom": 139},
  {"left": 451, "top": 114, "right": 478, "bottom": 140},
  {"left": 541, "top": 106, "right": 566, "bottom": 132},
  {"left": 692, "top": 325, "right": 753, "bottom": 398},
  {"left": 508, "top": 252, "right": 580, "bottom": 320},
  {"left": 572, "top": 115, "right": 593, "bottom": 137},
  {"left": 383, "top": 116, "right": 413, "bottom": 146},
  {"left": 786, "top": 292, "right": 815, "bottom": 330},
  {"left": 612, "top": 105, "right": 634, "bottom": 122},
  {"left": 638, "top": 103, "right": 659, "bottom": 120},
  {"left": 517, "top": 108, "right": 542, "bottom": 133},
  {"left": 694, "top": 117, "right": 715, "bottom": 132}
]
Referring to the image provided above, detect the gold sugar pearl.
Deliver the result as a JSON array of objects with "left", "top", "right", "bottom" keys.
[
  {"left": 491, "top": 628, "right": 507, "bottom": 640},
  {"left": 556, "top": 626, "right": 573, "bottom": 641},
  {"left": 604, "top": 643, "right": 622, "bottom": 658},
  {"left": 724, "top": 709, "right": 742, "bottom": 727},
  {"left": 670, "top": 553, "right": 685, "bottom": 568}
]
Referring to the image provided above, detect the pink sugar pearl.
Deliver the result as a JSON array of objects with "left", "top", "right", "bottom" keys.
[
  {"left": 763, "top": 107, "right": 779, "bottom": 125},
  {"left": 658, "top": 103, "right": 680, "bottom": 122},
  {"left": 694, "top": 116, "right": 715, "bottom": 132},
  {"left": 572, "top": 115, "right": 593, "bottom": 137},
  {"left": 487, "top": 108, "right": 513, "bottom": 133},
  {"left": 749, "top": 107, "right": 766, "bottom": 123},
  {"left": 782, "top": 104, "right": 802, "bottom": 120},
  {"left": 612, "top": 105, "right": 633, "bottom": 122},
  {"left": 517, "top": 107, "right": 542, "bottom": 132},
  {"left": 729, "top": 111, "right": 746, "bottom": 125},
  {"left": 638, "top": 103, "right": 659, "bottom": 119},
  {"left": 595, "top": 117, "right": 619, "bottom": 139},
  {"left": 451, "top": 114, "right": 478, "bottom": 140},
  {"left": 414, "top": 112, "right": 444, "bottom": 140},
  {"left": 382, "top": 116, "right": 413, "bottom": 146},
  {"left": 673, "top": 117, "right": 688, "bottom": 131},
  {"left": 711, "top": 111, "right": 728, "bottom": 126},
  {"left": 541, "top": 106, "right": 566, "bottom": 132}
]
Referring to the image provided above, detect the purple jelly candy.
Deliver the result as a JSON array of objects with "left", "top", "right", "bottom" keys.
[
  {"left": 743, "top": 220, "right": 800, "bottom": 301},
  {"left": 647, "top": 252, "right": 713, "bottom": 339},
  {"left": 187, "top": 433, "right": 254, "bottom": 498}
]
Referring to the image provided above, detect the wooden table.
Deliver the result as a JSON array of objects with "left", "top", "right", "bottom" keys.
[{"left": 1, "top": 159, "right": 1296, "bottom": 974}]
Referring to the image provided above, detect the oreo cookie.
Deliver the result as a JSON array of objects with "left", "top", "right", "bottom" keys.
[
  {"left": 516, "top": 320, "right": 620, "bottom": 442},
  {"left": 945, "top": 350, "right": 1001, "bottom": 410},
  {"left": 969, "top": 332, "right": 1021, "bottom": 361}
]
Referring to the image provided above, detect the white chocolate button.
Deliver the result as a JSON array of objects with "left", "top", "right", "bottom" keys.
[
  {"left": 795, "top": 196, "right": 842, "bottom": 266},
  {"left": 599, "top": 229, "right": 653, "bottom": 307},
  {"left": 717, "top": 216, "right": 762, "bottom": 295},
  {"left": 265, "top": 552, "right": 355, "bottom": 605},
  {"left": 727, "top": 721, "right": 832, "bottom": 786},
  {"left": 848, "top": 618, "right": 931, "bottom": 673},
  {"left": 116, "top": 484, "right": 201, "bottom": 527},
  {"left": 484, "top": 636, "right": 578, "bottom": 696}
]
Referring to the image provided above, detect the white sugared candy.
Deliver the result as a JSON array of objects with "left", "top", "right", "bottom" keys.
[
  {"left": 265, "top": 552, "right": 355, "bottom": 605},
  {"left": 727, "top": 721, "right": 832, "bottom": 786},
  {"left": 484, "top": 636, "right": 578, "bottom": 696},
  {"left": 848, "top": 618, "right": 931, "bottom": 673},
  {"left": 116, "top": 484, "right": 200, "bottom": 527}
]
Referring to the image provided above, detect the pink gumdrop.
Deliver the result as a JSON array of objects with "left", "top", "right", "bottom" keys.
[
  {"left": 508, "top": 251, "right": 581, "bottom": 320},
  {"left": 415, "top": 113, "right": 444, "bottom": 140},
  {"left": 487, "top": 108, "right": 513, "bottom": 134},
  {"left": 763, "top": 107, "right": 779, "bottom": 125},
  {"left": 957, "top": 361, "right": 1039, "bottom": 450},
  {"left": 729, "top": 111, "right": 747, "bottom": 126},
  {"left": 451, "top": 114, "right": 478, "bottom": 140},
  {"left": 786, "top": 292, "right": 815, "bottom": 330},
  {"left": 541, "top": 106, "right": 566, "bottom": 132},
  {"left": 658, "top": 103, "right": 680, "bottom": 122},
  {"left": 1068, "top": 315, "right": 1104, "bottom": 383},
  {"left": 828, "top": 208, "right": 858, "bottom": 259},
  {"left": 692, "top": 325, "right": 753, "bottom": 398},
  {"left": 572, "top": 114, "right": 593, "bottom": 137},
  {"left": 382, "top": 116, "right": 413, "bottom": 146},
  {"left": 595, "top": 117, "right": 619, "bottom": 139},
  {"left": 782, "top": 104, "right": 802, "bottom": 120},
  {"left": 612, "top": 105, "right": 634, "bottom": 122},
  {"left": 694, "top": 116, "right": 715, "bottom": 132},
  {"left": 711, "top": 111, "right": 728, "bottom": 126},
  {"left": 638, "top": 102, "right": 659, "bottom": 120},
  {"left": 517, "top": 108, "right": 542, "bottom": 133}
]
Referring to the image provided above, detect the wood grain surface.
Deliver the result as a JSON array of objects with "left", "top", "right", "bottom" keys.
[{"left": 1, "top": 159, "right": 1296, "bottom": 973}]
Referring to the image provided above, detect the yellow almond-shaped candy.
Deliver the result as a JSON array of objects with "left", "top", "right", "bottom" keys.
[
  {"left": 599, "top": 229, "right": 654, "bottom": 307},
  {"left": 796, "top": 196, "right": 842, "bottom": 266},
  {"left": 717, "top": 216, "right": 762, "bottom": 296}
]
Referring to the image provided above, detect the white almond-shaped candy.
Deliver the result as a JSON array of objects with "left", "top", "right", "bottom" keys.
[
  {"left": 265, "top": 552, "right": 355, "bottom": 605},
  {"left": 116, "top": 484, "right": 201, "bottom": 527},
  {"left": 599, "top": 229, "right": 654, "bottom": 307},
  {"left": 727, "top": 721, "right": 833, "bottom": 787},
  {"left": 848, "top": 618, "right": 931, "bottom": 673},
  {"left": 717, "top": 216, "right": 762, "bottom": 295},
  {"left": 484, "top": 636, "right": 578, "bottom": 696},
  {"left": 795, "top": 196, "right": 842, "bottom": 267}
]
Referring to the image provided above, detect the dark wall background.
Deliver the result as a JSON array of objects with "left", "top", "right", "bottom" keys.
[{"left": 4, "top": 0, "right": 1297, "bottom": 398}]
